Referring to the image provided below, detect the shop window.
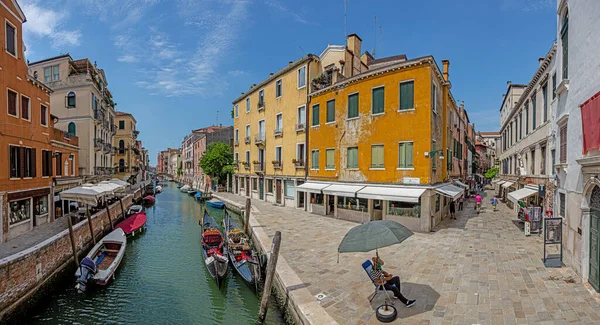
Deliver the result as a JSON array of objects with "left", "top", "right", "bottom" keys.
[
  {"left": 310, "top": 193, "right": 324, "bottom": 205},
  {"left": 9, "top": 198, "right": 31, "bottom": 225},
  {"left": 337, "top": 196, "right": 367, "bottom": 211},
  {"left": 267, "top": 179, "right": 273, "bottom": 193},
  {"left": 34, "top": 196, "right": 48, "bottom": 217},
  {"left": 284, "top": 180, "right": 295, "bottom": 197}
]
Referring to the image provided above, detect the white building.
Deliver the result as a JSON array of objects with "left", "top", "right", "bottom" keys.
[{"left": 552, "top": 0, "right": 600, "bottom": 292}]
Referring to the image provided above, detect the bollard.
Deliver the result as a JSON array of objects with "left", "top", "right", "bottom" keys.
[
  {"left": 86, "top": 206, "right": 96, "bottom": 245},
  {"left": 244, "top": 198, "right": 251, "bottom": 234},
  {"left": 257, "top": 231, "right": 281, "bottom": 323},
  {"left": 67, "top": 215, "right": 79, "bottom": 267}
]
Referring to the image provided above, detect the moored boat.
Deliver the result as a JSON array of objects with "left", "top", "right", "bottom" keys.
[
  {"left": 180, "top": 185, "right": 191, "bottom": 192},
  {"left": 143, "top": 195, "right": 155, "bottom": 205},
  {"left": 201, "top": 212, "right": 229, "bottom": 287},
  {"left": 115, "top": 211, "right": 147, "bottom": 236},
  {"left": 127, "top": 204, "right": 143, "bottom": 216},
  {"left": 155, "top": 185, "right": 163, "bottom": 193},
  {"left": 75, "top": 228, "right": 127, "bottom": 293},
  {"left": 223, "top": 212, "right": 261, "bottom": 289},
  {"left": 187, "top": 189, "right": 197, "bottom": 196},
  {"left": 206, "top": 199, "right": 224, "bottom": 209},
  {"left": 195, "top": 191, "right": 212, "bottom": 202}
]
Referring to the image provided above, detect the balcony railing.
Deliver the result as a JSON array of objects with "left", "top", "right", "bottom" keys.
[
  {"left": 254, "top": 134, "right": 265, "bottom": 145},
  {"left": 272, "top": 160, "right": 282, "bottom": 169},
  {"left": 242, "top": 162, "right": 250, "bottom": 169},
  {"left": 293, "top": 159, "right": 305, "bottom": 168},
  {"left": 133, "top": 130, "right": 140, "bottom": 138},
  {"left": 93, "top": 109, "right": 104, "bottom": 124},
  {"left": 103, "top": 143, "right": 112, "bottom": 153},
  {"left": 253, "top": 162, "right": 264, "bottom": 173},
  {"left": 244, "top": 136, "right": 250, "bottom": 144},
  {"left": 274, "top": 128, "right": 283, "bottom": 137},
  {"left": 295, "top": 123, "right": 305, "bottom": 132},
  {"left": 311, "top": 72, "right": 333, "bottom": 92},
  {"left": 257, "top": 101, "right": 265, "bottom": 111},
  {"left": 94, "top": 138, "right": 103, "bottom": 151}
]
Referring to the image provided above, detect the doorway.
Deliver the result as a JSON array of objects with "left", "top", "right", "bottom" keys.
[
  {"left": 275, "top": 180, "right": 282, "bottom": 204},
  {"left": 259, "top": 178, "right": 264, "bottom": 200},
  {"left": 589, "top": 185, "right": 600, "bottom": 292},
  {"left": 235, "top": 176, "right": 239, "bottom": 194},
  {"left": 245, "top": 177, "right": 250, "bottom": 197}
]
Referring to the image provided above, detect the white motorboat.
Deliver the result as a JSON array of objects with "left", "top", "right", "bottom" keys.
[
  {"left": 127, "top": 205, "right": 143, "bottom": 216},
  {"left": 180, "top": 185, "right": 191, "bottom": 192}
]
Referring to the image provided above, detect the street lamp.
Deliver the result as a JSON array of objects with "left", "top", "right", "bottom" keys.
[{"left": 425, "top": 150, "right": 445, "bottom": 160}]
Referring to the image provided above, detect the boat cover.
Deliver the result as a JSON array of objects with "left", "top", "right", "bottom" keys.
[{"left": 115, "top": 212, "right": 147, "bottom": 235}]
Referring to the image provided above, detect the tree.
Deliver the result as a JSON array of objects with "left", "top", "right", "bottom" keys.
[
  {"left": 484, "top": 167, "right": 499, "bottom": 179},
  {"left": 199, "top": 142, "right": 234, "bottom": 185}
]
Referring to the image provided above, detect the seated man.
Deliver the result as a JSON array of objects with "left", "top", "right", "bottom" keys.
[{"left": 370, "top": 256, "right": 416, "bottom": 307}]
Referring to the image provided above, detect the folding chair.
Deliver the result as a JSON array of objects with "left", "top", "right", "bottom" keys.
[{"left": 362, "top": 260, "right": 395, "bottom": 303}]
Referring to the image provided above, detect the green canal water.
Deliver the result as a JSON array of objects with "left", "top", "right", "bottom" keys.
[{"left": 20, "top": 185, "right": 284, "bottom": 325}]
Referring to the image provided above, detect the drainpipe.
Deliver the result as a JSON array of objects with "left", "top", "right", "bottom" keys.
[{"left": 305, "top": 58, "right": 311, "bottom": 181}]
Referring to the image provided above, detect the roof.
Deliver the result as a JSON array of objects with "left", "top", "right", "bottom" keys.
[
  {"left": 115, "top": 111, "right": 137, "bottom": 123},
  {"left": 498, "top": 83, "right": 528, "bottom": 112},
  {"left": 479, "top": 131, "right": 500, "bottom": 136},
  {"left": 232, "top": 54, "right": 315, "bottom": 104},
  {"left": 28, "top": 54, "right": 72, "bottom": 66},
  {"left": 367, "top": 54, "right": 408, "bottom": 68}
]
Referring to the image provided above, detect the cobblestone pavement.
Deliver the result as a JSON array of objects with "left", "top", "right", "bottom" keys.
[{"left": 218, "top": 189, "right": 600, "bottom": 324}]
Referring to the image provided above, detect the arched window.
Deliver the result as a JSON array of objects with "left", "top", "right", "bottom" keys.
[
  {"left": 591, "top": 186, "right": 600, "bottom": 211},
  {"left": 119, "top": 140, "right": 125, "bottom": 154},
  {"left": 67, "top": 92, "right": 76, "bottom": 108},
  {"left": 119, "top": 159, "right": 125, "bottom": 173},
  {"left": 68, "top": 122, "right": 76, "bottom": 136}
]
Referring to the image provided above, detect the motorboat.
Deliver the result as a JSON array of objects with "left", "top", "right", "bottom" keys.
[
  {"left": 155, "top": 185, "right": 163, "bottom": 193},
  {"left": 180, "top": 185, "right": 191, "bottom": 192},
  {"left": 195, "top": 191, "right": 212, "bottom": 202},
  {"left": 143, "top": 195, "right": 155, "bottom": 205},
  {"left": 187, "top": 189, "right": 198, "bottom": 196},
  {"left": 127, "top": 205, "right": 143, "bottom": 216},
  {"left": 115, "top": 211, "right": 147, "bottom": 237},
  {"left": 206, "top": 199, "right": 224, "bottom": 209}
]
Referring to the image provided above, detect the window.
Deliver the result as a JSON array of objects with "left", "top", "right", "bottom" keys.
[
  {"left": 34, "top": 196, "right": 48, "bottom": 217},
  {"left": 246, "top": 98, "right": 250, "bottom": 112},
  {"left": 431, "top": 82, "right": 437, "bottom": 112},
  {"left": 559, "top": 124, "right": 567, "bottom": 163},
  {"left": 275, "top": 114, "right": 282, "bottom": 133},
  {"left": 119, "top": 140, "right": 125, "bottom": 154},
  {"left": 276, "top": 79, "right": 282, "bottom": 97},
  {"left": 245, "top": 151, "right": 250, "bottom": 164},
  {"left": 275, "top": 146, "right": 282, "bottom": 163},
  {"left": 326, "top": 99, "right": 335, "bottom": 123},
  {"left": 118, "top": 159, "right": 125, "bottom": 173},
  {"left": 55, "top": 152, "right": 63, "bottom": 176},
  {"left": 23, "top": 147, "right": 34, "bottom": 178},
  {"left": 7, "top": 89, "right": 17, "bottom": 117},
  {"left": 542, "top": 84, "right": 548, "bottom": 122},
  {"left": 531, "top": 92, "right": 537, "bottom": 130},
  {"left": 561, "top": 10, "right": 568, "bottom": 80},
  {"left": 519, "top": 111, "right": 523, "bottom": 139},
  {"left": 551, "top": 149, "right": 556, "bottom": 174},
  {"left": 399, "top": 81, "right": 414, "bottom": 110},
  {"left": 42, "top": 150, "right": 52, "bottom": 177},
  {"left": 297, "top": 106, "right": 306, "bottom": 127},
  {"left": 68, "top": 122, "right": 76, "bottom": 136},
  {"left": 297, "top": 66, "right": 306, "bottom": 88},
  {"left": 234, "top": 152, "right": 239, "bottom": 163},
  {"left": 347, "top": 93, "right": 359, "bottom": 118},
  {"left": 267, "top": 179, "right": 273, "bottom": 193},
  {"left": 311, "top": 150, "right": 319, "bottom": 169},
  {"left": 559, "top": 192, "right": 566, "bottom": 217},
  {"left": 117, "top": 120, "right": 124, "bottom": 130},
  {"left": 398, "top": 142, "right": 414, "bottom": 168},
  {"left": 372, "top": 87, "right": 384, "bottom": 114},
  {"left": 296, "top": 143, "right": 305, "bottom": 161},
  {"left": 371, "top": 145, "right": 384, "bottom": 168},
  {"left": 70, "top": 157, "right": 75, "bottom": 176},
  {"left": 435, "top": 194, "right": 440, "bottom": 212},
  {"left": 235, "top": 104, "right": 239, "bottom": 118},
  {"left": 67, "top": 92, "right": 76, "bottom": 108},
  {"left": 387, "top": 201, "right": 420, "bottom": 218},
  {"left": 552, "top": 74, "right": 557, "bottom": 99},
  {"left": 347, "top": 147, "right": 358, "bottom": 168},
  {"left": 284, "top": 180, "right": 295, "bottom": 197},
  {"left": 9, "top": 199, "right": 31, "bottom": 225},
  {"left": 43, "top": 65, "right": 59, "bottom": 82},
  {"left": 235, "top": 129, "right": 239, "bottom": 143},
  {"left": 326, "top": 149, "right": 335, "bottom": 169},
  {"left": 9, "top": 145, "right": 20, "bottom": 178},
  {"left": 531, "top": 150, "right": 536, "bottom": 175},
  {"left": 252, "top": 178, "right": 257, "bottom": 191},
  {"left": 312, "top": 104, "right": 320, "bottom": 126},
  {"left": 5, "top": 21, "right": 16, "bottom": 56},
  {"left": 525, "top": 103, "right": 529, "bottom": 135},
  {"left": 21, "top": 95, "right": 30, "bottom": 120},
  {"left": 258, "top": 89, "right": 264, "bottom": 108},
  {"left": 541, "top": 146, "right": 546, "bottom": 175},
  {"left": 40, "top": 104, "right": 48, "bottom": 126}
]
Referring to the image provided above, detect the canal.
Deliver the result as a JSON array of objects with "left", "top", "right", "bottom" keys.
[{"left": 20, "top": 184, "right": 284, "bottom": 325}]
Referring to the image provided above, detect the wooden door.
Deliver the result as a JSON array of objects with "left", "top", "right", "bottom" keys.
[{"left": 276, "top": 180, "right": 282, "bottom": 204}]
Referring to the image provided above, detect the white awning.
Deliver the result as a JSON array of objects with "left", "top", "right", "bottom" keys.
[
  {"left": 508, "top": 186, "right": 538, "bottom": 204},
  {"left": 296, "top": 182, "right": 331, "bottom": 194},
  {"left": 322, "top": 184, "right": 365, "bottom": 197},
  {"left": 435, "top": 184, "right": 465, "bottom": 200},
  {"left": 59, "top": 184, "right": 111, "bottom": 206},
  {"left": 357, "top": 186, "right": 427, "bottom": 203},
  {"left": 502, "top": 181, "right": 514, "bottom": 188},
  {"left": 454, "top": 180, "right": 468, "bottom": 189}
]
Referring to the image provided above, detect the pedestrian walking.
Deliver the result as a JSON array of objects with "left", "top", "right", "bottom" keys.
[
  {"left": 449, "top": 200, "right": 456, "bottom": 219},
  {"left": 490, "top": 196, "right": 498, "bottom": 212},
  {"left": 458, "top": 196, "right": 464, "bottom": 211}
]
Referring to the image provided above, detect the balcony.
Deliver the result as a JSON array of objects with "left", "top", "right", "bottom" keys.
[
  {"left": 311, "top": 72, "right": 333, "bottom": 92},
  {"left": 242, "top": 161, "right": 250, "bottom": 170},
  {"left": 233, "top": 161, "right": 239, "bottom": 170},
  {"left": 272, "top": 160, "right": 282, "bottom": 169},
  {"left": 293, "top": 159, "right": 304, "bottom": 168},
  {"left": 103, "top": 143, "right": 112, "bottom": 153},
  {"left": 133, "top": 130, "right": 140, "bottom": 138},
  {"left": 254, "top": 134, "right": 265, "bottom": 146},
  {"left": 94, "top": 138, "right": 103, "bottom": 151},
  {"left": 295, "top": 123, "right": 305, "bottom": 132},
  {"left": 253, "top": 161, "right": 264, "bottom": 173},
  {"left": 50, "top": 127, "right": 79, "bottom": 148},
  {"left": 244, "top": 136, "right": 250, "bottom": 144},
  {"left": 274, "top": 128, "right": 283, "bottom": 137},
  {"left": 93, "top": 109, "right": 105, "bottom": 124},
  {"left": 257, "top": 101, "right": 265, "bottom": 111}
]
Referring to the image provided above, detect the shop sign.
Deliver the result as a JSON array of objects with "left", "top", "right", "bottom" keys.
[{"left": 403, "top": 177, "right": 420, "bottom": 185}]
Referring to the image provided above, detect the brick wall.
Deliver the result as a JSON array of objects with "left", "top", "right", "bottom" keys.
[{"left": 0, "top": 189, "right": 142, "bottom": 317}]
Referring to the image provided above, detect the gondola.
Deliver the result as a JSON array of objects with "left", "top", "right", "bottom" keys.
[
  {"left": 223, "top": 212, "right": 261, "bottom": 289},
  {"left": 201, "top": 211, "right": 229, "bottom": 287}
]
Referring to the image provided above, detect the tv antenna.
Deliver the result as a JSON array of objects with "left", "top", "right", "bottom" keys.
[{"left": 344, "top": 0, "right": 348, "bottom": 45}]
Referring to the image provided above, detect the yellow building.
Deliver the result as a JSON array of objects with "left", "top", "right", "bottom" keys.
[
  {"left": 113, "top": 111, "right": 140, "bottom": 181},
  {"left": 301, "top": 51, "right": 466, "bottom": 232}
]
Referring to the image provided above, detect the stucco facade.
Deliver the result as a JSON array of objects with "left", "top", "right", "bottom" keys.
[{"left": 113, "top": 111, "right": 139, "bottom": 182}]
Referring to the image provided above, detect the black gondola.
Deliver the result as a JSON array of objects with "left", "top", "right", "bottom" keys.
[
  {"left": 223, "top": 211, "right": 261, "bottom": 290},
  {"left": 201, "top": 211, "right": 229, "bottom": 287}
]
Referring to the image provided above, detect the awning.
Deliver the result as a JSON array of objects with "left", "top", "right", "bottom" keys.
[
  {"left": 508, "top": 186, "right": 538, "bottom": 204},
  {"left": 454, "top": 180, "right": 468, "bottom": 189},
  {"left": 435, "top": 184, "right": 465, "bottom": 200},
  {"left": 502, "top": 181, "right": 514, "bottom": 189},
  {"left": 296, "top": 182, "right": 332, "bottom": 194},
  {"left": 322, "top": 184, "right": 365, "bottom": 197},
  {"left": 356, "top": 186, "right": 427, "bottom": 203},
  {"left": 59, "top": 184, "right": 111, "bottom": 206}
]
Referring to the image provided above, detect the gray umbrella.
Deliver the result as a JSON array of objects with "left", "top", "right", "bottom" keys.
[{"left": 338, "top": 220, "right": 413, "bottom": 260}]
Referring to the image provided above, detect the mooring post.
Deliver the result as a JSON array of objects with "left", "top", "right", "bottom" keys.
[
  {"left": 105, "top": 205, "right": 114, "bottom": 230},
  {"left": 67, "top": 215, "right": 79, "bottom": 267},
  {"left": 119, "top": 198, "right": 125, "bottom": 220},
  {"left": 86, "top": 206, "right": 96, "bottom": 245},
  {"left": 257, "top": 231, "right": 281, "bottom": 324},
  {"left": 244, "top": 198, "right": 251, "bottom": 234}
]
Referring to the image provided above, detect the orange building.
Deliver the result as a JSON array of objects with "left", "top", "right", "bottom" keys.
[{"left": 0, "top": 0, "right": 79, "bottom": 242}]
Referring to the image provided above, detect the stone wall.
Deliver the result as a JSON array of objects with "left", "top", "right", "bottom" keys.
[{"left": 0, "top": 190, "right": 142, "bottom": 320}]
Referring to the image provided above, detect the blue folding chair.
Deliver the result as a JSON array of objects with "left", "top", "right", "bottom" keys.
[{"left": 362, "top": 260, "right": 395, "bottom": 303}]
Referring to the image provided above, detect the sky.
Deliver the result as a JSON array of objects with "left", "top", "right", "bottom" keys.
[{"left": 20, "top": 0, "right": 558, "bottom": 166}]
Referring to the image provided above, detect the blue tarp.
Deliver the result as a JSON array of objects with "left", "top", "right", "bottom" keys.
[{"left": 195, "top": 192, "right": 202, "bottom": 197}]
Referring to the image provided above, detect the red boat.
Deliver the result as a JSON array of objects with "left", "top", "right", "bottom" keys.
[
  {"left": 143, "top": 195, "right": 155, "bottom": 205},
  {"left": 115, "top": 211, "right": 147, "bottom": 236}
]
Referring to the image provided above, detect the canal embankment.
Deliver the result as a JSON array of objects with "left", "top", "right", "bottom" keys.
[
  {"left": 212, "top": 193, "right": 338, "bottom": 325},
  {"left": 0, "top": 189, "right": 143, "bottom": 321}
]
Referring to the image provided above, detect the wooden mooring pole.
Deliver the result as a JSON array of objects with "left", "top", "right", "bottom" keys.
[
  {"left": 119, "top": 198, "right": 125, "bottom": 220},
  {"left": 257, "top": 231, "right": 281, "bottom": 324},
  {"left": 67, "top": 215, "right": 79, "bottom": 267},
  {"left": 244, "top": 198, "right": 251, "bottom": 234},
  {"left": 105, "top": 205, "right": 114, "bottom": 230},
  {"left": 86, "top": 206, "right": 96, "bottom": 245}
]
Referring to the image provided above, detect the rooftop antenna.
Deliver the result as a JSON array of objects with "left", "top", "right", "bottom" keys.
[
  {"left": 298, "top": 45, "right": 305, "bottom": 54},
  {"left": 372, "top": 16, "right": 377, "bottom": 57},
  {"left": 344, "top": 0, "right": 348, "bottom": 45},
  {"left": 379, "top": 25, "right": 383, "bottom": 57}
]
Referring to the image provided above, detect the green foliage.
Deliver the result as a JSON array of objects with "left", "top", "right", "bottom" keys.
[
  {"left": 231, "top": 108, "right": 234, "bottom": 118},
  {"left": 200, "top": 142, "right": 234, "bottom": 184},
  {"left": 484, "top": 167, "right": 499, "bottom": 179}
]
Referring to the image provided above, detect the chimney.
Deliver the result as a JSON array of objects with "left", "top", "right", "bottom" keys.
[
  {"left": 441, "top": 59, "right": 450, "bottom": 81},
  {"left": 289, "top": 61, "right": 293, "bottom": 65}
]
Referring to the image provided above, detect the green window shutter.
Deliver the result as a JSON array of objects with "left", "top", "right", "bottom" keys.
[
  {"left": 326, "top": 149, "right": 334, "bottom": 169},
  {"left": 312, "top": 104, "right": 320, "bottom": 126},
  {"left": 371, "top": 145, "right": 383, "bottom": 168},
  {"left": 400, "top": 81, "right": 414, "bottom": 110},
  {"left": 348, "top": 93, "right": 358, "bottom": 118},
  {"left": 327, "top": 100, "right": 335, "bottom": 123},
  {"left": 372, "top": 87, "right": 384, "bottom": 114},
  {"left": 398, "top": 143, "right": 405, "bottom": 168},
  {"left": 406, "top": 142, "right": 413, "bottom": 167},
  {"left": 311, "top": 151, "right": 319, "bottom": 169},
  {"left": 347, "top": 147, "right": 358, "bottom": 168}
]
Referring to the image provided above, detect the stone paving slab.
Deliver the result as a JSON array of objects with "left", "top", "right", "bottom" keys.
[{"left": 216, "top": 189, "right": 600, "bottom": 324}]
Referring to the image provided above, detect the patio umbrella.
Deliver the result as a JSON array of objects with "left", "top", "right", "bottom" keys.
[{"left": 338, "top": 220, "right": 413, "bottom": 261}]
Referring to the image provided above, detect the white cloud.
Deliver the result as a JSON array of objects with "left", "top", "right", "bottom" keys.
[
  {"left": 117, "top": 55, "right": 138, "bottom": 63},
  {"left": 228, "top": 70, "right": 245, "bottom": 76},
  {"left": 501, "top": 0, "right": 553, "bottom": 12},
  {"left": 263, "top": 0, "right": 309, "bottom": 24},
  {"left": 21, "top": 1, "right": 82, "bottom": 49}
]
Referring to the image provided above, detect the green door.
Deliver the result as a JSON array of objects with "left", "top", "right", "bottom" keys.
[
  {"left": 259, "top": 179, "right": 264, "bottom": 200},
  {"left": 590, "top": 185, "right": 600, "bottom": 292}
]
